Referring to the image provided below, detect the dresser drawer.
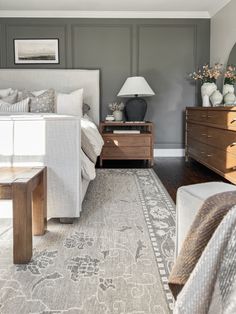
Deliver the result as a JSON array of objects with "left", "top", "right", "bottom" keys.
[
  {"left": 102, "top": 146, "right": 150, "bottom": 158},
  {"left": 207, "top": 127, "right": 236, "bottom": 155},
  {"left": 103, "top": 135, "right": 151, "bottom": 147},
  {"left": 187, "top": 137, "right": 208, "bottom": 160},
  {"left": 207, "top": 110, "right": 236, "bottom": 129},
  {"left": 187, "top": 123, "right": 208, "bottom": 144},
  {"left": 207, "top": 146, "right": 236, "bottom": 175},
  {"left": 187, "top": 109, "right": 208, "bottom": 123}
]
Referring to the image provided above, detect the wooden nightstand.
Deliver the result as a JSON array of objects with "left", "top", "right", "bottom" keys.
[{"left": 99, "top": 121, "right": 154, "bottom": 167}]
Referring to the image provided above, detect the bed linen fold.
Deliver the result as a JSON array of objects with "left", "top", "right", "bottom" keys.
[
  {"left": 174, "top": 206, "right": 236, "bottom": 314},
  {"left": 169, "top": 190, "right": 236, "bottom": 298}
]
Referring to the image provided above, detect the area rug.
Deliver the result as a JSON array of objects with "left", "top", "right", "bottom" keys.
[{"left": 0, "top": 169, "right": 175, "bottom": 314}]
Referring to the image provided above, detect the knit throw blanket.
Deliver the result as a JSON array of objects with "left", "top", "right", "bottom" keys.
[{"left": 169, "top": 190, "right": 236, "bottom": 298}]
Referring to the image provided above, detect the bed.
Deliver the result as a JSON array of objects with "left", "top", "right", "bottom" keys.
[{"left": 0, "top": 69, "right": 102, "bottom": 220}]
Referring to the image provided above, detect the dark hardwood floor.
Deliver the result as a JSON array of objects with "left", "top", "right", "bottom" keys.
[{"left": 98, "top": 158, "right": 229, "bottom": 203}]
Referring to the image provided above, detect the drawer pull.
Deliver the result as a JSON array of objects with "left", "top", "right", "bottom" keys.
[
  {"left": 106, "top": 140, "right": 111, "bottom": 143},
  {"left": 230, "top": 142, "right": 236, "bottom": 147},
  {"left": 231, "top": 119, "right": 236, "bottom": 124},
  {"left": 207, "top": 135, "right": 213, "bottom": 138},
  {"left": 207, "top": 115, "right": 214, "bottom": 118},
  {"left": 200, "top": 151, "right": 205, "bottom": 154},
  {"left": 207, "top": 154, "right": 213, "bottom": 157},
  {"left": 201, "top": 115, "right": 207, "bottom": 118},
  {"left": 201, "top": 133, "right": 207, "bottom": 136}
]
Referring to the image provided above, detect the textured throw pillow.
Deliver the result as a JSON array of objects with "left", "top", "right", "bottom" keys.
[
  {"left": 1, "top": 90, "right": 18, "bottom": 104},
  {"left": 56, "top": 88, "right": 83, "bottom": 116},
  {"left": 22, "top": 89, "right": 55, "bottom": 113},
  {"left": 83, "top": 103, "right": 91, "bottom": 116},
  {"left": 0, "top": 98, "right": 29, "bottom": 112},
  {"left": 0, "top": 88, "right": 13, "bottom": 98}
]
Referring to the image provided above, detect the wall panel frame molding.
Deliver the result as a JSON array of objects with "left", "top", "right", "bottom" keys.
[{"left": 0, "top": 18, "right": 210, "bottom": 148}]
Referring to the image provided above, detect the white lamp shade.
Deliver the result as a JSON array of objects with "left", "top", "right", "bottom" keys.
[{"left": 117, "top": 76, "right": 155, "bottom": 98}]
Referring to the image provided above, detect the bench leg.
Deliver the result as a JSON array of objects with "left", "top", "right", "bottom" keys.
[
  {"left": 13, "top": 182, "right": 32, "bottom": 264},
  {"left": 32, "top": 169, "right": 47, "bottom": 236}
]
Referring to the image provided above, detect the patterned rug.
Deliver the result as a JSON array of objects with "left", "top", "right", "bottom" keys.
[{"left": 0, "top": 169, "right": 175, "bottom": 313}]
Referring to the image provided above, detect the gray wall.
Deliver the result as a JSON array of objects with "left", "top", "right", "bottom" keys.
[
  {"left": 211, "top": 0, "right": 236, "bottom": 66},
  {"left": 0, "top": 18, "right": 210, "bottom": 148}
]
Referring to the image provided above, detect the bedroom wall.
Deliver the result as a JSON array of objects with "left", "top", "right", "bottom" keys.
[
  {"left": 211, "top": 0, "right": 236, "bottom": 65},
  {"left": 0, "top": 18, "right": 210, "bottom": 149}
]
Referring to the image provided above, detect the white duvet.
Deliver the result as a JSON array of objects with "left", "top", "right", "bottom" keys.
[{"left": 80, "top": 115, "right": 104, "bottom": 181}]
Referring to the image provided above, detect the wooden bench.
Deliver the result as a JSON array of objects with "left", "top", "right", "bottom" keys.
[{"left": 0, "top": 167, "right": 47, "bottom": 264}]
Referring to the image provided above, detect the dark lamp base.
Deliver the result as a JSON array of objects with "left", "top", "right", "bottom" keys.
[{"left": 124, "top": 97, "right": 147, "bottom": 121}]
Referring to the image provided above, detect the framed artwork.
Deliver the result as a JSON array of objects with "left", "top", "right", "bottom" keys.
[{"left": 14, "top": 39, "right": 59, "bottom": 64}]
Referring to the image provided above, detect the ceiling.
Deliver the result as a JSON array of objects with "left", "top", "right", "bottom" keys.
[{"left": 0, "top": 0, "right": 231, "bottom": 18}]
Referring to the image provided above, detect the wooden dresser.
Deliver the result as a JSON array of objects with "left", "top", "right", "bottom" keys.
[
  {"left": 186, "top": 107, "right": 236, "bottom": 184},
  {"left": 99, "top": 121, "right": 154, "bottom": 167}
]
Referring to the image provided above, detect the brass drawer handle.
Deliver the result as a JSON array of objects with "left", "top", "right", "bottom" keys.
[
  {"left": 207, "top": 135, "right": 213, "bottom": 138},
  {"left": 207, "top": 154, "right": 213, "bottom": 157},
  {"left": 201, "top": 133, "right": 207, "bottom": 136},
  {"left": 230, "top": 142, "right": 236, "bottom": 147},
  {"left": 231, "top": 119, "right": 236, "bottom": 124},
  {"left": 207, "top": 115, "right": 214, "bottom": 118}
]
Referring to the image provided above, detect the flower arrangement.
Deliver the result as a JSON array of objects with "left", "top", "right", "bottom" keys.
[
  {"left": 224, "top": 65, "right": 236, "bottom": 85},
  {"left": 189, "top": 63, "right": 222, "bottom": 84},
  {"left": 108, "top": 102, "right": 125, "bottom": 112}
]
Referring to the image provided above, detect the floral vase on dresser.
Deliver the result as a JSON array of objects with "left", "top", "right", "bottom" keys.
[
  {"left": 113, "top": 110, "right": 123, "bottom": 121},
  {"left": 223, "top": 83, "right": 235, "bottom": 96},
  {"left": 210, "top": 90, "right": 223, "bottom": 106},
  {"left": 224, "top": 92, "right": 236, "bottom": 106},
  {"left": 201, "top": 82, "right": 217, "bottom": 107}
]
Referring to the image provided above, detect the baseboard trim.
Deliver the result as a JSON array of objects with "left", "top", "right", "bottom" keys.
[{"left": 154, "top": 149, "right": 185, "bottom": 157}]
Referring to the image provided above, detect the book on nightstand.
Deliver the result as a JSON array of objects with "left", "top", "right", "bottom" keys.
[{"left": 113, "top": 130, "right": 140, "bottom": 134}]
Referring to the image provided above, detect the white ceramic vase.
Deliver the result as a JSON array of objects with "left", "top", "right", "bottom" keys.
[
  {"left": 224, "top": 92, "right": 236, "bottom": 106},
  {"left": 223, "top": 84, "right": 235, "bottom": 96},
  {"left": 210, "top": 90, "right": 223, "bottom": 106},
  {"left": 113, "top": 110, "right": 123, "bottom": 121},
  {"left": 201, "top": 82, "right": 217, "bottom": 107}
]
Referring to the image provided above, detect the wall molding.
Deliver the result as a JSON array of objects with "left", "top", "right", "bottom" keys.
[
  {"left": 209, "top": 0, "right": 231, "bottom": 17},
  {"left": 0, "top": 10, "right": 210, "bottom": 19},
  {"left": 154, "top": 149, "right": 185, "bottom": 157}
]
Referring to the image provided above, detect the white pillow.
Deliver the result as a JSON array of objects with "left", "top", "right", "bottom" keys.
[
  {"left": 0, "top": 98, "right": 29, "bottom": 112},
  {"left": 0, "top": 88, "right": 13, "bottom": 98},
  {"left": 56, "top": 88, "right": 83, "bottom": 116}
]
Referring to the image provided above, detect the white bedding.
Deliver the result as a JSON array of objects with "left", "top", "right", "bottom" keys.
[{"left": 80, "top": 115, "right": 104, "bottom": 181}]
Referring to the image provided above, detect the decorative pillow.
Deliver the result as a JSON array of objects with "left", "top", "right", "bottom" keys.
[
  {"left": 1, "top": 90, "right": 18, "bottom": 104},
  {"left": 22, "top": 89, "right": 55, "bottom": 113},
  {"left": 83, "top": 103, "right": 91, "bottom": 116},
  {"left": 56, "top": 88, "right": 83, "bottom": 116},
  {"left": 0, "top": 98, "right": 29, "bottom": 112},
  {"left": 0, "top": 88, "right": 13, "bottom": 98}
]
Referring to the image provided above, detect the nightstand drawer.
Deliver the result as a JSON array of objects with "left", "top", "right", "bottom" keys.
[
  {"left": 103, "top": 135, "right": 151, "bottom": 147},
  {"left": 102, "top": 146, "right": 151, "bottom": 158}
]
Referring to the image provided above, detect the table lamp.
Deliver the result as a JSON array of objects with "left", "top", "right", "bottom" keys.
[{"left": 117, "top": 76, "right": 155, "bottom": 121}]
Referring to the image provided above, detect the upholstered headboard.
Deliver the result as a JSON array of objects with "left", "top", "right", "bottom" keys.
[{"left": 0, "top": 69, "right": 100, "bottom": 124}]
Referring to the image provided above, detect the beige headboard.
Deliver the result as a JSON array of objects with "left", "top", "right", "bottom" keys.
[{"left": 0, "top": 69, "right": 100, "bottom": 124}]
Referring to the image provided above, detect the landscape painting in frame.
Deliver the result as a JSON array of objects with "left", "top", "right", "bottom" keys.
[{"left": 14, "top": 39, "right": 59, "bottom": 64}]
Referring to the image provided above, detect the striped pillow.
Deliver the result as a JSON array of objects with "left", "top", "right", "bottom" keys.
[{"left": 0, "top": 98, "right": 29, "bottom": 112}]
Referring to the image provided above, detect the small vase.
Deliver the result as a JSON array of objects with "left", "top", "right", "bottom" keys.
[
  {"left": 224, "top": 93, "right": 236, "bottom": 106},
  {"left": 210, "top": 90, "right": 223, "bottom": 106},
  {"left": 223, "top": 84, "right": 235, "bottom": 96},
  {"left": 113, "top": 110, "right": 123, "bottom": 121},
  {"left": 201, "top": 82, "right": 217, "bottom": 107}
]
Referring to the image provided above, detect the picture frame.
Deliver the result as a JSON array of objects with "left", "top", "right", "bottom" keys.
[{"left": 14, "top": 39, "right": 59, "bottom": 64}]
